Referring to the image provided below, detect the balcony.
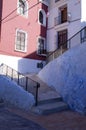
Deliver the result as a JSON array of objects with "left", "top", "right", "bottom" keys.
[
  {"left": 54, "top": 14, "right": 68, "bottom": 26},
  {"left": 54, "top": 6, "right": 69, "bottom": 26}
]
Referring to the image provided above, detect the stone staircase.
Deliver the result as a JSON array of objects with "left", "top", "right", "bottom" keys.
[
  {"left": 31, "top": 97, "right": 69, "bottom": 115},
  {"left": 26, "top": 74, "right": 69, "bottom": 115}
]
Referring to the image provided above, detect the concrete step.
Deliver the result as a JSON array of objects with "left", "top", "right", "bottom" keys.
[
  {"left": 26, "top": 74, "right": 69, "bottom": 115},
  {"left": 31, "top": 98, "right": 69, "bottom": 115},
  {"left": 38, "top": 90, "right": 62, "bottom": 101},
  {"left": 38, "top": 97, "right": 62, "bottom": 105}
]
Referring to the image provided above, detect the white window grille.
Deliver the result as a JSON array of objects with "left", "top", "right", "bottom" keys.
[
  {"left": 37, "top": 37, "right": 46, "bottom": 56},
  {"left": 17, "top": 0, "right": 28, "bottom": 17},
  {"left": 15, "top": 29, "right": 27, "bottom": 52}
]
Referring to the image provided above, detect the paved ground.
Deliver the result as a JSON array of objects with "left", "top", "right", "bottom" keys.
[
  {"left": 0, "top": 105, "right": 46, "bottom": 130},
  {"left": 7, "top": 105, "right": 86, "bottom": 130}
]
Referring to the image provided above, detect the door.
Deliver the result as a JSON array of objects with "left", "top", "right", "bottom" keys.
[
  {"left": 61, "top": 7, "right": 67, "bottom": 23},
  {"left": 58, "top": 29, "right": 68, "bottom": 49}
]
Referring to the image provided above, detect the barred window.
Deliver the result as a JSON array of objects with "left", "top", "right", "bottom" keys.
[
  {"left": 38, "top": 9, "right": 46, "bottom": 26},
  {"left": 15, "top": 30, "right": 27, "bottom": 52},
  {"left": 17, "top": 0, "right": 28, "bottom": 17},
  {"left": 39, "top": 11, "right": 43, "bottom": 24},
  {"left": 19, "top": 0, "right": 25, "bottom": 15},
  {"left": 37, "top": 37, "right": 46, "bottom": 55}
]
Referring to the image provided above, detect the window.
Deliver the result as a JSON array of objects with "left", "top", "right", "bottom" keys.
[
  {"left": 17, "top": 0, "right": 28, "bottom": 17},
  {"left": 55, "top": 5, "right": 67, "bottom": 25},
  {"left": 19, "top": 0, "right": 25, "bottom": 15},
  {"left": 61, "top": 6, "right": 67, "bottom": 23},
  {"left": 37, "top": 37, "right": 46, "bottom": 55},
  {"left": 39, "top": 11, "right": 43, "bottom": 24},
  {"left": 58, "top": 29, "right": 67, "bottom": 49},
  {"left": 38, "top": 9, "right": 46, "bottom": 26},
  {"left": 15, "top": 30, "right": 27, "bottom": 52}
]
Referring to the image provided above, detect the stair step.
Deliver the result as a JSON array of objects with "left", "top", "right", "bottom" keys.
[
  {"left": 38, "top": 97, "right": 62, "bottom": 105},
  {"left": 31, "top": 101, "right": 69, "bottom": 115},
  {"left": 38, "top": 90, "right": 61, "bottom": 101}
]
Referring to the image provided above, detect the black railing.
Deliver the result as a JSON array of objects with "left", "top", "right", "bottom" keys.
[
  {"left": 46, "top": 26, "right": 86, "bottom": 63},
  {"left": 54, "top": 15, "right": 68, "bottom": 26},
  {"left": 0, "top": 63, "right": 40, "bottom": 106}
]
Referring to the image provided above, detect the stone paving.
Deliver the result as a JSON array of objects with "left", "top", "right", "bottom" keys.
[
  {"left": 7, "top": 105, "right": 86, "bottom": 130},
  {"left": 0, "top": 105, "right": 46, "bottom": 130}
]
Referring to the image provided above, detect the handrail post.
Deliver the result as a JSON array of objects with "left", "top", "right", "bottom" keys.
[
  {"left": 11, "top": 69, "right": 13, "bottom": 80},
  {"left": 69, "top": 39, "right": 71, "bottom": 48},
  {"left": 26, "top": 77, "right": 28, "bottom": 91},
  {"left": 35, "top": 83, "right": 40, "bottom": 106},
  {"left": 60, "top": 46, "right": 63, "bottom": 54},
  {"left": 68, "top": 39, "right": 71, "bottom": 49},
  {"left": 6, "top": 66, "right": 8, "bottom": 76},
  {"left": 18, "top": 73, "right": 19, "bottom": 85},
  {"left": 53, "top": 53, "right": 54, "bottom": 60}
]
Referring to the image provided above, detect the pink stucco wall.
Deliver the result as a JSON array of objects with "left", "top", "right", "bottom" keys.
[
  {"left": 0, "top": 0, "right": 3, "bottom": 41},
  {"left": 0, "top": 0, "right": 48, "bottom": 60}
]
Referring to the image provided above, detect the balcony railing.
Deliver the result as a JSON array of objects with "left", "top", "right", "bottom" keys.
[
  {"left": 54, "top": 15, "right": 68, "bottom": 26},
  {"left": 37, "top": 49, "right": 47, "bottom": 56}
]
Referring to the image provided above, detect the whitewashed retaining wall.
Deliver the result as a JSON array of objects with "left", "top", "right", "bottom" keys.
[{"left": 38, "top": 42, "right": 86, "bottom": 114}]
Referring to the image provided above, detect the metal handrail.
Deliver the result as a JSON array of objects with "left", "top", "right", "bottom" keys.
[
  {"left": 46, "top": 26, "right": 86, "bottom": 63},
  {"left": 0, "top": 63, "right": 40, "bottom": 106},
  {"left": 54, "top": 14, "right": 68, "bottom": 26}
]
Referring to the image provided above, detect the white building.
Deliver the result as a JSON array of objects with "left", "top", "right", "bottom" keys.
[{"left": 47, "top": 0, "right": 86, "bottom": 53}]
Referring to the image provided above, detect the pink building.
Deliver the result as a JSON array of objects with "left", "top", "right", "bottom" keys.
[{"left": 0, "top": 0, "right": 48, "bottom": 73}]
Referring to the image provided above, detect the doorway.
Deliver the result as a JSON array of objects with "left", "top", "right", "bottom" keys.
[{"left": 58, "top": 29, "right": 68, "bottom": 49}]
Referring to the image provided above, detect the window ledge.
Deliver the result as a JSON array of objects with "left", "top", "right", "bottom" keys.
[
  {"left": 17, "top": 13, "right": 28, "bottom": 19},
  {"left": 54, "top": 22, "right": 69, "bottom": 30},
  {"left": 14, "top": 49, "right": 27, "bottom": 53},
  {"left": 38, "top": 22, "right": 46, "bottom": 27}
]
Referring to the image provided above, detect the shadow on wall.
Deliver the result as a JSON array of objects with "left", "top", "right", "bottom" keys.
[
  {"left": 0, "top": 0, "right": 3, "bottom": 41},
  {"left": 23, "top": 51, "right": 46, "bottom": 60},
  {"left": 18, "top": 51, "right": 46, "bottom": 74}
]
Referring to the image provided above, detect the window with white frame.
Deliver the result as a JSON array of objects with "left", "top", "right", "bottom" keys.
[
  {"left": 15, "top": 30, "right": 27, "bottom": 52},
  {"left": 38, "top": 9, "right": 46, "bottom": 26},
  {"left": 17, "top": 0, "right": 28, "bottom": 17},
  {"left": 37, "top": 37, "right": 46, "bottom": 55}
]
